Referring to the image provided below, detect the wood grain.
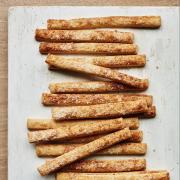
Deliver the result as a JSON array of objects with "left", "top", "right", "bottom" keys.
[{"left": 0, "top": 2, "right": 179, "bottom": 180}]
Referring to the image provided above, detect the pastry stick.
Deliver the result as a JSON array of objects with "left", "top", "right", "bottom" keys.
[
  {"left": 42, "top": 93, "right": 152, "bottom": 107},
  {"left": 35, "top": 29, "right": 134, "bottom": 43},
  {"left": 61, "top": 159, "right": 146, "bottom": 172},
  {"left": 40, "top": 43, "right": 138, "bottom": 55},
  {"left": 52, "top": 99, "right": 148, "bottom": 120},
  {"left": 27, "top": 106, "right": 155, "bottom": 131},
  {"left": 28, "top": 118, "right": 134, "bottom": 143},
  {"left": 48, "top": 54, "right": 146, "bottom": 69},
  {"left": 47, "top": 16, "right": 161, "bottom": 30},
  {"left": 38, "top": 128, "right": 131, "bottom": 176},
  {"left": 56, "top": 171, "right": 169, "bottom": 180},
  {"left": 49, "top": 81, "right": 147, "bottom": 93},
  {"left": 63, "top": 130, "right": 143, "bottom": 144},
  {"left": 46, "top": 57, "right": 148, "bottom": 89},
  {"left": 27, "top": 117, "right": 139, "bottom": 130},
  {"left": 29, "top": 130, "right": 142, "bottom": 144},
  {"left": 36, "top": 143, "right": 147, "bottom": 157}
]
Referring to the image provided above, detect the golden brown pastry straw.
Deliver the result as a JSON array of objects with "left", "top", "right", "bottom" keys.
[
  {"left": 47, "top": 16, "right": 161, "bottom": 30},
  {"left": 27, "top": 117, "right": 139, "bottom": 130},
  {"left": 56, "top": 170, "right": 169, "bottom": 180},
  {"left": 42, "top": 93, "right": 152, "bottom": 107},
  {"left": 35, "top": 29, "right": 134, "bottom": 43},
  {"left": 38, "top": 128, "right": 131, "bottom": 176},
  {"left": 28, "top": 118, "right": 134, "bottom": 143},
  {"left": 62, "top": 159, "right": 146, "bottom": 172},
  {"left": 40, "top": 42, "right": 138, "bottom": 55},
  {"left": 52, "top": 100, "right": 148, "bottom": 120},
  {"left": 36, "top": 143, "right": 147, "bottom": 157},
  {"left": 47, "top": 54, "right": 146, "bottom": 68},
  {"left": 49, "top": 81, "right": 148, "bottom": 93}
]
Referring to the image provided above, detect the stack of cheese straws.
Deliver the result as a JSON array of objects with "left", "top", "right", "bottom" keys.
[{"left": 27, "top": 16, "right": 169, "bottom": 179}]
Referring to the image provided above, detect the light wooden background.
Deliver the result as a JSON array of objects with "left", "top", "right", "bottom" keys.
[{"left": 0, "top": 1, "right": 179, "bottom": 179}]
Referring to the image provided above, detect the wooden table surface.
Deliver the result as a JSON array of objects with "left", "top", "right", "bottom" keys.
[{"left": 0, "top": 1, "right": 179, "bottom": 179}]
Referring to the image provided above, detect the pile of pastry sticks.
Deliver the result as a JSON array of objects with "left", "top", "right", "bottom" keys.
[{"left": 27, "top": 16, "right": 169, "bottom": 179}]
